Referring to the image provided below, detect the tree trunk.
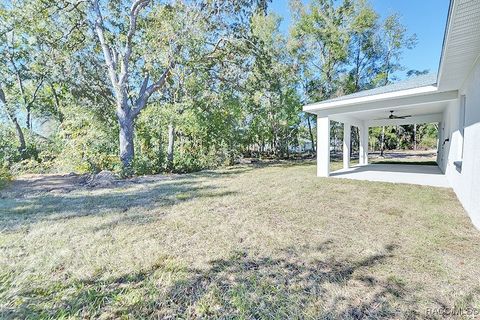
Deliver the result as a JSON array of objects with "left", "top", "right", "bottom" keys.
[
  {"left": 119, "top": 116, "right": 135, "bottom": 175},
  {"left": 285, "top": 141, "right": 288, "bottom": 158},
  {"left": 51, "top": 83, "right": 64, "bottom": 123},
  {"left": 166, "top": 123, "right": 175, "bottom": 171},
  {"left": 26, "top": 105, "right": 31, "bottom": 130},
  {"left": 0, "top": 88, "right": 27, "bottom": 157},
  {"left": 334, "top": 130, "right": 338, "bottom": 153},
  {"left": 12, "top": 116, "right": 27, "bottom": 156}
]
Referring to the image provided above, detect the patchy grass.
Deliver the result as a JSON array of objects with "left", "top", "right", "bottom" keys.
[
  {"left": 330, "top": 159, "right": 359, "bottom": 172},
  {"left": 1, "top": 162, "right": 480, "bottom": 319}
]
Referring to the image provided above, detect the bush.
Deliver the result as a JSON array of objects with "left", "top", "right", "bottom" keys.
[
  {"left": 54, "top": 113, "right": 120, "bottom": 174},
  {"left": 10, "top": 158, "right": 53, "bottom": 175},
  {"left": 0, "top": 166, "right": 12, "bottom": 189},
  {"left": 419, "top": 136, "right": 438, "bottom": 150}
]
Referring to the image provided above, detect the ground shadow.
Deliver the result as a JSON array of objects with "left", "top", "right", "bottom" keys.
[
  {"left": 330, "top": 164, "right": 443, "bottom": 176},
  {"left": 370, "top": 151, "right": 437, "bottom": 160},
  {"left": 370, "top": 160, "right": 438, "bottom": 166},
  {"left": 1, "top": 243, "right": 431, "bottom": 319},
  {"left": 0, "top": 160, "right": 319, "bottom": 232},
  {"left": 0, "top": 173, "right": 237, "bottom": 232}
]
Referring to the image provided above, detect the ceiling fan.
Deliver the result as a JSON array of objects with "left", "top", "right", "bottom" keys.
[{"left": 377, "top": 110, "right": 412, "bottom": 120}]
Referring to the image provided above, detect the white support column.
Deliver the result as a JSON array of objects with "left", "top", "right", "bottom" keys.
[
  {"left": 437, "top": 121, "right": 444, "bottom": 169},
  {"left": 359, "top": 124, "right": 369, "bottom": 165},
  {"left": 343, "top": 123, "right": 351, "bottom": 169},
  {"left": 317, "top": 115, "right": 330, "bottom": 177}
]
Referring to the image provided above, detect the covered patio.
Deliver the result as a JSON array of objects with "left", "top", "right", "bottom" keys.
[
  {"left": 303, "top": 73, "right": 459, "bottom": 187},
  {"left": 331, "top": 164, "right": 449, "bottom": 187}
]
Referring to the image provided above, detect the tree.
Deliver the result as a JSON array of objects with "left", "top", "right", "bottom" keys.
[
  {"left": 346, "top": 0, "right": 382, "bottom": 93},
  {"left": 407, "top": 69, "right": 429, "bottom": 77},
  {"left": 84, "top": 0, "right": 267, "bottom": 174},
  {"left": 243, "top": 12, "right": 301, "bottom": 157},
  {"left": 84, "top": 0, "right": 176, "bottom": 174},
  {"left": 290, "top": 0, "right": 357, "bottom": 154},
  {"left": 0, "top": 85, "right": 26, "bottom": 154},
  {"left": 290, "top": 0, "right": 353, "bottom": 101},
  {"left": 0, "top": 1, "right": 54, "bottom": 156},
  {"left": 0, "top": 0, "right": 431, "bottom": 177},
  {"left": 377, "top": 13, "right": 417, "bottom": 85}
]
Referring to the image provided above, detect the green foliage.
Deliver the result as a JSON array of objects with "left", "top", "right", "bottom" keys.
[
  {"left": 0, "top": 123, "right": 58, "bottom": 175},
  {"left": 0, "top": 125, "right": 20, "bottom": 164},
  {"left": 0, "top": 165, "right": 11, "bottom": 189},
  {"left": 0, "top": 164, "right": 12, "bottom": 189},
  {"left": 0, "top": 0, "right": 431, "bottom": 177},
  {"left": 369, "top": 124, "right": 438, "bottom": 152},
  {"left": 54, "top": 103, "right": 120, "bottom": 174}
]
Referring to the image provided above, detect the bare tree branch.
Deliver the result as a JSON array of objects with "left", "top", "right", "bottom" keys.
[
  {"left": 90, "top": 0, "right": 119, "bottom": 96},
  {"left": 119, "top": 0, "right": 150, "bottom": 86},
  {"left": 144, "top": 59, "right": 175, "bottom": 98},
  {"left": 131, "top": 59, "right": 175, "bottom": 118},
  {"left": 29, "top": 76, "right": 45, "bottom": 107},
  {"left": 138, "top": 74, "right": 150, "bottom": 97},
  {"left": 0, "top": 86, "right": 6, "bottom": 105}
]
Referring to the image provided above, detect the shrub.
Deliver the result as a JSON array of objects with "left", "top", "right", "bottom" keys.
[{"left": 0, "top": 166, "right": 12, "bottom": 189}]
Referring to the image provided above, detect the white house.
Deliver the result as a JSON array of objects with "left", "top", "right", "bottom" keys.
[{"left": 303, "top": 0, "right": 480, "bottom": 229}]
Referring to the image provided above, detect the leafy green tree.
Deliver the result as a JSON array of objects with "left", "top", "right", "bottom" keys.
[
  {"left": 376, "top": 13, "right": 418, "bottom": 85},
  {"left": 243, "top": 12, "right": 301, "bottom": 157},
  {"left": 290, "top": 0, "right": 353, "bottom": 100},
  {"left": 0, "top": 2, "right": 53, "bottom": 156},
  {"left": 290, "top": 0, "right": 357, "bottom": 152},
  {"left": 346, "top": 0, "right": 382, "bottom": 93},
  {"left": 0, "top": 0, "right": 433, "bottom": 177}
]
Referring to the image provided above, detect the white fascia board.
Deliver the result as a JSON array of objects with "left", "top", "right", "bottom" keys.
[
  {"left": 303, "top": 85, "right": 439, "bottom": 113},
  {"left": 308, "top": 90, "right": 458, "bottom": 118}
]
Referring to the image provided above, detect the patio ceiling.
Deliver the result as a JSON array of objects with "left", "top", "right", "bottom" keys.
[
  {"left": 337, "top": 102, "right": 447, "bottom": 121},
  {"left": 331, "top": 101, "right": 447, "bottom": 127}
]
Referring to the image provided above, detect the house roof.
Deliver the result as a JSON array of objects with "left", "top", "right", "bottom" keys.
[
  {"left": 308, "top": 73, "right": 437, "bottom": 106},
  {"left": 303, "top": 73, "right": 440, "bottom": 113},
  {"left": 437, "top": 0, "right": 480, "bottom": 90}
]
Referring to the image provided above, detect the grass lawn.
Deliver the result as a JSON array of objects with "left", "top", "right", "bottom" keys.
[{"left": 1, "top": 161, "right": 480, "bottom": 319}]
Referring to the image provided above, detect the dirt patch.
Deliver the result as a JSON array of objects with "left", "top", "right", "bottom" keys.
[
  {"left": 0, "top": 173, "right": 88, "bottom": 198},
  {"left": 0, "top": 171, "right": 178, "bottom": 199},
  {"left": 84, "top": 170, "right": 119, "bottom": 188}
]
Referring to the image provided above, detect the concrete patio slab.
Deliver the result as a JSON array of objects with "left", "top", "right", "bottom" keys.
[{"left": 331, "top": 164, "right": 450, "bottom": 188}]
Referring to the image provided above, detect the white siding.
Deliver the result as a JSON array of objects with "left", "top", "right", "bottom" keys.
[{"left": 442, "top": 58, "right": 480, "bottom": 228}]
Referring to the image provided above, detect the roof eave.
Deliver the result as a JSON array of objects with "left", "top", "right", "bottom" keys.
[
  {"left": 303, "top": 85, "right": 439, "bottom": 114},
  {"left": 436, "top": 0, "right": 455, "bottom": 88}
]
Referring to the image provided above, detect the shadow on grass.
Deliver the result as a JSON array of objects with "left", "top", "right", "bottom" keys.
[
  {"left": 0, "top": 174, "right": 237, "bottom": 232},
  {"left": 1, "top": 243, "right": 426, "bottom": 319},
  {"left": 0, "top": 160, "right": 319, "bottom": 232}
]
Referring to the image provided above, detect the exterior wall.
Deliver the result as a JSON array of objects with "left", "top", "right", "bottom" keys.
[{"left": 441, "top": 58, "right": 480, "bottom": 228}]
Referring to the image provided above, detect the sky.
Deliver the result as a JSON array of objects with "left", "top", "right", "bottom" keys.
[{"left": 269, "top": 0, "right": 450, "bottom": 79}]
